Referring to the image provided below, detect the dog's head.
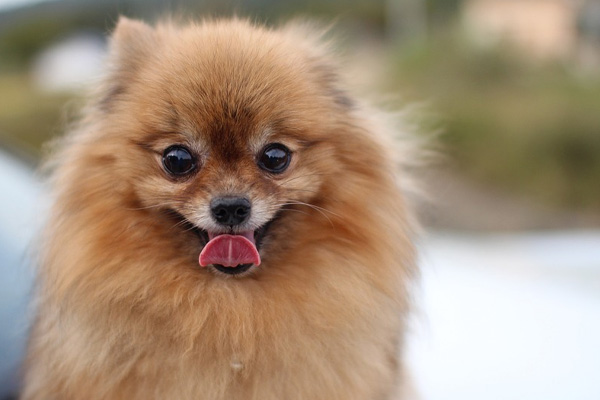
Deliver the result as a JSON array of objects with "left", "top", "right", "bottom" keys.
[{"left": 88, "top": 18, "right": 392, "bottom": 277}]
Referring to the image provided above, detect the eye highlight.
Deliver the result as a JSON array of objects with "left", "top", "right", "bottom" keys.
[
  {"left": 162, "top": 145, "right": 196, "bottom": 176},
  {"left": 258, "top": 143, "right": 291, "bottom": 174}
]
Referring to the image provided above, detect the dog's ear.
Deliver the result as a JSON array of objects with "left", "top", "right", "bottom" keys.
[
  {"left": 98, "top": 17, "right": 156, "bottom": 112},
  {"left": 110, "top": 17, "right": 155, "bottom": 64},
  {"left": 280, "top": 20, "right": 355, "bottom": 110}
]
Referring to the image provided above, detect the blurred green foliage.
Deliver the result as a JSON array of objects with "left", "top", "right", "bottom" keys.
[
  {"left": 0, "top": 19, "right": 66, "bottom": 68},
  {"left": 390, "top": 27, "right": 600, "bottom": 209},
  {"left": 0, "top": 73, "right": 73, "bottom": 155}
]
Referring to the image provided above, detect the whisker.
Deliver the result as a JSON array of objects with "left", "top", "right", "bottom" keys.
[
  {"left": 279, "top": 172, "right": 327, "bottom": 186},
  {"left": 278, "top": 207, "right": 311, "bottom": 217},
  {"left": 283, "top": 201, "right": 341, "bottom": 219},
  {"left": 286, "top": 188, "right": 319, "bottom": 195},
  {"left": 278, "top": 201, "right": 337, "bottom": 229},
  {"left": 125, "top": 202, "right": 174, "bottom": 211},
  {"left": 180, "top": 223, "right": 201, "bottom": 234},
  {"left": 168, "top": 215, "right": 196, "bottom": 232}
]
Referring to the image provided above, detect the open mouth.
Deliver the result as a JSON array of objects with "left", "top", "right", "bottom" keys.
[
  {"left": 165, "top": 209, "right": 276, "bottom": 276},
  {"left": 201, "top": 221, "right": 275, "bottom": 275}
]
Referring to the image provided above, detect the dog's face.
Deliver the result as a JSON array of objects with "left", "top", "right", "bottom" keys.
[{"left": 101, "top": 19, "right": 354, "bottom": 276}]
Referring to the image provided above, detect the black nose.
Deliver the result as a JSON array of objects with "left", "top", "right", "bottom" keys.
[{"left": 210, "top": 197, "right": 251, "bottom": 226}]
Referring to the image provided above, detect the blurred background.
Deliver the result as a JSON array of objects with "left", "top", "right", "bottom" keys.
[{"left": 0, "top": 0, "right": 599, "bottom": 399}]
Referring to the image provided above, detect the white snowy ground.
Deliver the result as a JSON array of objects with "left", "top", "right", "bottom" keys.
[
  {"left": 409, "top": 231, "right": 600, "bottom": 400},
  {"left": 1, "top": 149, "right": 599, "bottom": 398}
]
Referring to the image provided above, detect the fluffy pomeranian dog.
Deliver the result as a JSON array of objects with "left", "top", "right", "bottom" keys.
[{"left": 23, "top": 17, "right": 418, "bottom": 400}]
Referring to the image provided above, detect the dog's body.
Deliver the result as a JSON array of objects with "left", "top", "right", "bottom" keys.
[{"left": 23, "top": 18, "right": 417, "bottom": 400}]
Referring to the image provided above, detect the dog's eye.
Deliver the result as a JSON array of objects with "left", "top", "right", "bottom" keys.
[
  {"left": 162, "top": 145, "right": 196, "bottom": 176},
  {"left": 258, "top": 143, "right": 291, "bottom": 173}
]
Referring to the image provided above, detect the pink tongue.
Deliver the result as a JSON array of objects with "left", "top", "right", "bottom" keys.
[{"left": 199, "top": 232, "right": 260, "bottom": 268}]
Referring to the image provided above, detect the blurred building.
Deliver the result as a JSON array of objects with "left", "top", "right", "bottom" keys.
[{"left": 462, "top": 0, "right": 584, "bottom": 60}]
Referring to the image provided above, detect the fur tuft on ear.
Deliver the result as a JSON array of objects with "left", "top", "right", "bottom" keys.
[
  {"left": 97, "top": 17, "right": 157, "bottom": 112},
  {"left": 110, "top": 16, "right": 155, "bottom": 60},
  {"left": 279, "top": 20, "right": 355, "bottom": 109}
]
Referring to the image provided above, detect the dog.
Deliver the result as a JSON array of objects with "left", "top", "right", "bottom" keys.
[{"left": 22, "top": 17, "right": 418, "bottom": 400}]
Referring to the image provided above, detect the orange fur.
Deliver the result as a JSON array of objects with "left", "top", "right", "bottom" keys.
[{"left": 23, "top": 17, "right": 418, "bottom": 400}]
